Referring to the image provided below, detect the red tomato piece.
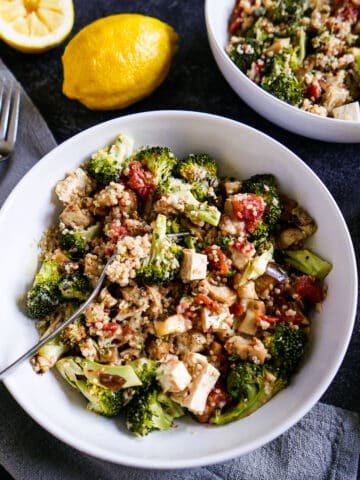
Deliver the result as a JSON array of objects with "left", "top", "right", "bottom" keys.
[
  {"left": 205, "top": 245, "right": 231, "bottom": 275},
  {"left": 232, "top": 193, "right": 266, "bottom": 233},
  {"left": 305, "top": 82, "right": 321, "bottom": 101},
  {"left": 193, "top": 294, "right": 222, "bottom": 313},
  {"left": 230, "top": 303, "right": 245, "bottom": 316},
  {"left": 294, "top": 276, "right": 324, "bottom": 304},
  {"left": 102, "top": 322, "right": 119, "bottom": 333},
  {"left": 126, "top": 162, "right": 156, "bottom": 200}
]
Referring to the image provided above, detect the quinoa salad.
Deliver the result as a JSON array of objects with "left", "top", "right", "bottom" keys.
[
  {"left": 25, "top": 134, "right": 332, "bottom": 436},
  {"left": 227, "top": 0, "right": 360, "bottom": 119}
]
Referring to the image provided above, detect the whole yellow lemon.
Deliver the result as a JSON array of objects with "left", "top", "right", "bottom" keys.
[{"left": 62, "top": 14, "right": 178, "bottom": 110}]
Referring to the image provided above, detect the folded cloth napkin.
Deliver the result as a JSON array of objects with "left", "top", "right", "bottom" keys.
[{"left": 0, "top": 59, "right": 359, "bottom": 480}]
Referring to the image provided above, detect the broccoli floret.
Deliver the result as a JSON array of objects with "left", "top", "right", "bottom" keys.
[
  {"left": 133, "top": 146, "right": 177, "bottom": 187},
  {"left": 137, "top": 214, "right": 183, "bottom": 284},
  {"left": 268, "top": 0, "right": 307, "bottom": 24},
  {"left": 227, "top": 39, "right": 260, "bottom": 74},
  {"left": 130, "top": 358, "right": 159, "bottom": 388},
  {"left": 26, "top": 260, "right": 62, "bottom": 319},
  {"left": 264, "top": 322, "right": 307, "bottom": 378},
  {"left": 56, "top": 356, "right": 146, "bottom": 417},
  {"left": 125, "top": 387, "right": 184, "bottom": 436},
  {"left": 210, "top": 361, "right": 286, "bottom": 425},
  {"left": 241, "top": 174, "right": 282, "bottom": 250},
  {"left": 57, "top": 356, "right": 143, "bottom": 390},
  {"left": 26, "top": 284, "right": 61, "bottom": 319},
  {"left": 161, "top": 178, "right": 221, "bottom": 226},
  {"left": 85, "top": 134, "right": 134, "bottom": 186},
  {"left": 283, "top": 249, "right": 332, "bottom": 280},
  {"left": 58, "top": 271, "right": 92, "bottom": 301},
  {"left": 59, "top": 224, "right": 99, "bottom": 260},
  {"left": 77, "top": 379, "right": 124, "bottom": 417},
  {"left": 261, "top": 53, "right": 304, "bottom": 105},
  {"left": 177, "top": 153, "right": 219, "bottom": 201},
  {"left": 32, "top": 337, "right": 69, "bottom": 373}
]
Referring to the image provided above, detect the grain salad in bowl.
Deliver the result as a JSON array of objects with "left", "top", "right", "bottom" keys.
[
  {"left": 24, "top": 132, "right": 332, "bottom": 436},
  {"left": 226, "top": 0, "right": 360, "bottom": 119}
]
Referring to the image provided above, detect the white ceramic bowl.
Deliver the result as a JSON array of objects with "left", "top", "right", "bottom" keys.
[
  {"left": 0, "top": 111, "right": 357, "bottom": 468},
  {"left": 205, "top": 0, "right": 360, "bottom": 143}
]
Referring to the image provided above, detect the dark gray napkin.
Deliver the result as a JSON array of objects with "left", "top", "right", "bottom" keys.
[{"left": 0, "top": 59, "right": 359, "bottom": 480}]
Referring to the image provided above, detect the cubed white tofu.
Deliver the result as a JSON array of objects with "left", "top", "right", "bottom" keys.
[
  {"left": 332, "top": 102, "right": 360, "bottom": 121},
  {"left": 225, "top": 336, "right": 268, "bottom": 365},
  {"left": 230, "top": 240, "right": 256, "bottom": 270},
  {"left": 55, "top": 168, "right": 95, "bottom": 204},
  {"left": 180, "top": 249, "right": 207, "bottom": 282},
  {"left": 154, "top": 314, "right": 191, "bottom": 336},
  {"left": 59, "top": 204, "right": 93, "bottom": 228},
  {"left": 201, "top": 307, "right": 233, "bottom": 333},
  {"left": 172, "top": 353, "right": 220, "bottom": 415},
  {"left": 201, "top": 280, "right": 237, "bottom": 305},
  {"left": 158, "top": 357, "right": 192, "bottom": 393},
  {"left": 237, "top": 280, "right": 258, "bottom": 300},
  {"left": 238, "top": 300, "right": 265, "bottom": 336}
]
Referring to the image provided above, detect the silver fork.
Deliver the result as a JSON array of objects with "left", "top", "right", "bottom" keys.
[{"left": 0, "top": 82, "right": 20, "bottom": 162}]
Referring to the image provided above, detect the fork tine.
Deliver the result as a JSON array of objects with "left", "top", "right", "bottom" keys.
[
  {"left": 0, "top": 83, "right": 12, "bottom": 140},
  {"left": 6, "top": 84, "right": 20, "bottom": 145}
]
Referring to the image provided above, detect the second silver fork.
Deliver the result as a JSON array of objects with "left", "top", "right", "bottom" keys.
[{"left": 0, "top": 82, "right": 20, "bottom": 162}]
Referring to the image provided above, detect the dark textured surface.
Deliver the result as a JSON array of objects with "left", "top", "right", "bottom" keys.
[{"left": 0, "top": 0, "right": 358, "bottom": 413}]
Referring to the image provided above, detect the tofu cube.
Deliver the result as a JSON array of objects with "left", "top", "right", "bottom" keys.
[
  {"left": 158, "top": 357, "right": 192, "bottom": 393},
  {"left": 238, "top": 300, "right": 265, "bottom": 336},
  {"left": 236, "top": 280, "right": 258, "bottom": 300},
  {"left": 172, "top": 353, "right": 220, "bottom": 415},
  {"left": 201, "top": 307, "right": 233, "bottom": 333},
  {"left": 55, "top": 168, "right": 95, "bottom": 204},
  {"left": 332, "top": 102, "right": 360, "bottom": 121},
  {"left": 154, "top": 314, "right": 191, "bottom": 336},
  {"left": 225, "top": 336, "right": 268, "bottom": 365},
  {"left": 180, "top": 249, "right": 207, "bottom": 282}
]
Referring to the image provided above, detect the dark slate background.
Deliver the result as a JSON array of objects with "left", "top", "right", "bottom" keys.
[{"left": 0, "top": 0, "right": 358, "bottom": 458}]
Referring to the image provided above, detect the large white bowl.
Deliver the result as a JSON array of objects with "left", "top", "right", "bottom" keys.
[
  {"left": 205, "top": 0, "right": 360, "bottom": 142},
  {"left": 0, "top": 111, "right": 357, "bottom": 468}
]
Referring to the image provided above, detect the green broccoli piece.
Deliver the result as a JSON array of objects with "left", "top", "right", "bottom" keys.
[
  {"left": 137, "top": 214, "right": 183, "bottom": 284},
  {"left": 240, "top": 174, "right": 282, "bottom": 251},
  {"left": 130, "top": 358, "right": 159, "bottom": 388},
  {"left": 261, "top": 53, "right": 304, "bottom": 105},
  {"left": 86, "top": 134, "right": 133, "bottom": 186},
  {"left": 125, "top": 387, "right": 185, "bottom": 436},
  {"left": 56, "top": 356, "right": 147, "bottom": 417},
  {"left": 210, "top": 361, "right": 286, "bottom": 425},
  {"left": 57, "top": 356, "right": 143, "bottom": 390},
  {"left": 26, "top": 260, "right": 62, "bottom": 319},
  {"left": 264, "top": 322, "right": 307, "bottom": 378},
  {"left": 227, "top": 39, "right": 260, "bottom": 74},
  {"left": 77, "top": 379, "right": 124, "bottom": 417},
  {"left": 58, "top": 271, "right": 92, "bottom": 301},
  {"left": 59, "top": 224, "right": 100, "bottom": 260},
  {"left": 268, "top": 0, "right": 307, "bottom": 24},
  {"left": 283, "top": 249, "right": 332, "bottom": 280},
  {"left": 177, "top": 153, "right": 219, "bottom": 201},
  {"left": 32, "top": 337, "right": 69, "bottom": 373},
  {"left": 161, "top": 178, "right": 221, "bottom": 226},
  {"left": 133, "top": 146, "right": 177, "bottom": 187}
]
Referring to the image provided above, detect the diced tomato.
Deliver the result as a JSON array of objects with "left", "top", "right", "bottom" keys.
[
  {"left": 230, "top": 303, "right": 245, "bottom": 316},
  {"left": 258, "top": 314, "right": 280, "bottom": 324},
  {"left": 305, "top": 82, "right": 321, "bottom": 101},
  {"left": 193, "top": 294, "right": 222, "bottom": 313},
  {"left": 232, "top": 193, "right": 266, "bottom": 233},
  {"left": 205, "top": 245, "right": 231, "bottom": 275},
  {"left": 110, "top": 224, "right": 128, "bottom": 242},
  {"left": 102, "top": 322, "right": 119, "bottom": 333},
  {"left": 125, "top": 162, "right": 156, "bottom": 200},
  {"left": 196, "top": 382, "right": 230, "bottom": 423},
  {"left": 294, "top": 275, "right": 324, "bottom": 304}
]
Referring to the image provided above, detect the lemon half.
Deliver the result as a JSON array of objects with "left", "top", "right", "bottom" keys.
[
  {"left": 0, "top": 0, "right": 74, "bottom": 53},
  {"left": 62, "top": 14, "right": 178, "bottom": 110}
]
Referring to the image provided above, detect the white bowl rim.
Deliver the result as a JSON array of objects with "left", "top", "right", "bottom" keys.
[
  {"left": 204, "top": 0, "right": 360, "bottom": 127},
  {"left": 1, "top": 110, "right": 358, "bottom": 469}
]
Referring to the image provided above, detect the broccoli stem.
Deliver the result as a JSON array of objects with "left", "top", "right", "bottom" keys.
[{"left": 284, "top": 249, "right": 332, "bottom": 280}]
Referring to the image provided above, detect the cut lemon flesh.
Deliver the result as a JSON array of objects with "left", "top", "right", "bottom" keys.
[{"left": 0, "top": 0, "right": 74, "bottom": 52}]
